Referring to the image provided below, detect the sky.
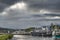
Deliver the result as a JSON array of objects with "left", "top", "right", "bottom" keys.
[{"left": 0, "top": 0, "right": 60, "bottom": 29}]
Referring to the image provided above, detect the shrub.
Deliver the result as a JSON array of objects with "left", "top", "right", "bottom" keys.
[{"left": 0, "top": 34, "right": 13, "bottom": 40}]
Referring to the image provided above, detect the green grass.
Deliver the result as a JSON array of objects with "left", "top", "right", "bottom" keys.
[{"left": 0, "top": 34, "right": 13, "bottom": 40}]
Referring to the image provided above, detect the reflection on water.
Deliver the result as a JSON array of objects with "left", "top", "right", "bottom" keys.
[{"left": 11, "top": 35, "right": 54, "bottom": 40}]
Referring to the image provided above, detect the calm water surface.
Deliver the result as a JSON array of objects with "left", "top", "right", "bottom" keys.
[{"left": 11, "top": 35, "right": 54, "bottom": 40}]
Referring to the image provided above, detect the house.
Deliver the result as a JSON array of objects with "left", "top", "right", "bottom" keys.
[{"left": 31, "top": 26, "right": 52, "bottom": 37}]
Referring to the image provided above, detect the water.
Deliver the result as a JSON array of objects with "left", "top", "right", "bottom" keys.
[{"left": 11, "top": 35, "right": 54, "bottom": 40}]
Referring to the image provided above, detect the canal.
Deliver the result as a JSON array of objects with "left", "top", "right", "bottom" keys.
[{"left": 11, "top": 35, "right": 54, "bottom": 40}]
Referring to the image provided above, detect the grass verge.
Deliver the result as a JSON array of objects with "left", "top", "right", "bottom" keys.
[{"left": 0, "top": 34, "right": 13, "bottom": 40}]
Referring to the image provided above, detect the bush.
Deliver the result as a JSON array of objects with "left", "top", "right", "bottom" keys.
[{"left": 0, "top": 34, "right": 13, "bottom": 40}]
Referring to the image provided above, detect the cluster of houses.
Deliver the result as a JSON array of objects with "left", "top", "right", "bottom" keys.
[
  {"left": 30, "top": 23, "right": 60, "bottom": 37},
  {"left": 12, "top": 23, "right": 60, "bottom": 37},
  {"left": 31, "top": 26, "right": 52, "bottom": 37},
  {"left": 0, "top": 23, "right": 60, "bottom": 37}
]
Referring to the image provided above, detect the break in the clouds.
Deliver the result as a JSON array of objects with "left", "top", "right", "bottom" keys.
[{"left": 0, "top": 0, "right": 60, "bottom": 29}]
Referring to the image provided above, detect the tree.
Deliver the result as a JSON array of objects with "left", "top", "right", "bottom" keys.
[{"left": 25, "top": 27, "right": 35, "bottom": 32}]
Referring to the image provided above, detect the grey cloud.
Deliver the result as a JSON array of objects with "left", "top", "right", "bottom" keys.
[
  {"left": 0, "top": 0, "right": 60, "bottom": 29},
  {"left": 25, "top": 0, "right": 60, "bottom": 10},
  {"left": 0, "top": 0, "right": 20, "bottom": 5},
  {"left": 0, "top": 0, "right": 23, "bottom": 12},
  {"left": 0, "top": 0, "right": 60, "bottom": 10},
  {"left": 0, "top": 3, "right": 8, "bottom": 12},
  {"left": 31, "top": 14, "right": 43, "bottom": 17},
  {"left": 37, "top": 19, "right": 60, "bottom": 21},
  {"left": 44, "top": 14, "right": 60, "bottom": 16}
]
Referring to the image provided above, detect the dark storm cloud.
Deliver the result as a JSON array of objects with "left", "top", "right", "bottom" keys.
[
  {"left": 0, "top": 0, "right": 60, "bottom": 29},
  {"left": 0, "top": 0, "right": 60, "bottom": 11},
  {"left": 0, "top": 0, "right": 23, "bottom": 12},
  {"left": 0, "top": 3, "right": 8, "bottom": 12},
  {"left": 37, "top": 19, "right": 60, "bottom": 21},
  {"left": 25, "top": 0, "right": 60, "bottom": 10},
  {"left": 44, "top": 14, "right": 60, "bottom": 16},
  {"left": 0, "top": 0, "right": 20, "bottom": 5},
  {"left": 0, "top": 0, "right": 25, "bottom": 12},
  {"left": 31, "top": 14, "right": 42, "bottom": 17}
]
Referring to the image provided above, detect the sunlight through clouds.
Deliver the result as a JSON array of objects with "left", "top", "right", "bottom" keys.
[
  {"left": 40, "top": 9, "right": 51, "bottom": 14},
  {"left": 0, "top": 0, "right": 60, "bottom": 28},
  {"left": 9, "top": 1, "right": 27, "bottom": 10},
  {"left": 45, "top": 16, "right": 60, "bottom": 19}
]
